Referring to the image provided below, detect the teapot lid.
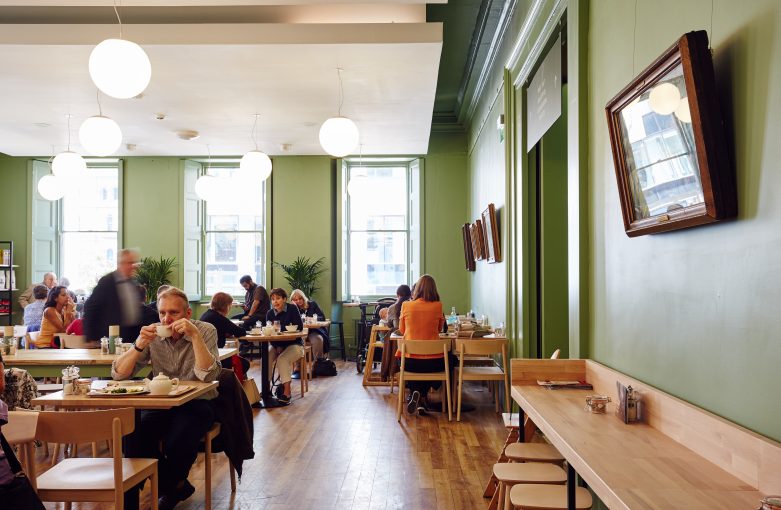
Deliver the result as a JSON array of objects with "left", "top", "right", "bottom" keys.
[{"left": 153, "top": 373, "right": 170, "bottom": 380}]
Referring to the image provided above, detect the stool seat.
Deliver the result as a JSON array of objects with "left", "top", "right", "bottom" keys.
[
  {"left": 509, "top": 484, "right": 592, "bottom": 510},
  {"left": 493, "top": 462, "right": 567, "bottom": 485},
  {"left": 505, "top": 442, "right": 565, "bottom": 463}
]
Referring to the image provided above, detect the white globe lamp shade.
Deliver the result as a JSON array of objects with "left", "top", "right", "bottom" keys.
[
  {"left": 319, "top": 117, "right": 359, "bottom": 157},
  {"left": 195, "top": 175, "right": 220, "bottom": 202},
  {"left": 347, "top": 173, "right": 369, "bottom": 197},
  {"left": 89, "top": 38, "right": 152, "bottom": 99},
  {"left": 240, "top": 150, "right": 272, "bottom": 181},
  {"left": 37, "top": 174, "right": 66, "bottom": 201},
  {"left": 51, "top": 151, "right": 87, "bottom": 179},
  {"left": 648, "top": 83, "right": 680, "bottom": 115},
  {"left": 79, "top": 116, "right": 122, "bottom": 156},
  {"left": 674, "top": 98, "right": 692, "bottom": 123}
]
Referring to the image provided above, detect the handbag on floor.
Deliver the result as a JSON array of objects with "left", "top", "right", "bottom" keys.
[
  {"left": 313, "top": 357, "right": 337, "bottom": 377},
  {"left": 0, "top": 432, "right": 45, "bottom": 510}
]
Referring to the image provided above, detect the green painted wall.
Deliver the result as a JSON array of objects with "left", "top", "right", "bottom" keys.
[
  {"left": 0, "top": 155, "right": 30, "bottom": 324},
  {"left": 589, "top": 0, "right": 781, "bottom": 441}
]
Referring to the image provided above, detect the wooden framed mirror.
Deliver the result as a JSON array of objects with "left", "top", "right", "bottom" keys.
[{"left": 605, "top": 30, "right": 736, "bottom": 237}]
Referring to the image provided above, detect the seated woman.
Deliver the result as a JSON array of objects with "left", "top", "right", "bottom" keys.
[
  {"left": 22, "top": 285, "right": 48, "bottom": 333},
  {"left": 290, "top": 289, "right": 329, "bottom": 360},
  {"left": 38, "top": 286, "right": 76, "bottom": 348},
  {"left": 200, "top": 292, "right": 251, "bottom": 376},
  {"left": 265, "top": 288, "right": 304, "bottom": 405},
  {"left": 386, "top": 284, "right": 412, "bottom": 331},
  {"left": 397, "top": 275, "right": 447, "bottom": 415}
]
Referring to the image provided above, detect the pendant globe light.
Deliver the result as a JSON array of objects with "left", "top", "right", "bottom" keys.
[
  {"left": 195, "top": 145, "right": 221, "bottom": 202},
  {"left": 37, "top": 174, "right": 67, "bottom": 201},
  {"left": 52, "top": 114, "right": 86, "bottom": 180},
  {"left": 88, "top": 2, "right": 151, "bottom": 99},
  {"left": 648, "top": 82, "right": 680, "bottom": 116},
  {"left": 319, "top": 68, "right": 359, "bottom": 158},
  {"left": 239, "top": 114, "right": 272, "bottom": 181},
  {"left": 79, "top": 90, "right": 123, "bottom": 156}
]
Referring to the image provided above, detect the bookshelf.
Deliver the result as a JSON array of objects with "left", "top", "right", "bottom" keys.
[{"left": 0, "top": 240, "right": 17, "bottom": 325}]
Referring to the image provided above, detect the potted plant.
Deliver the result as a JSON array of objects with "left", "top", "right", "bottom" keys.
[
  {"left": 135, "top": 256, "right": 178, "bottom": 303},
  {"left": 273, "top": 256, "right": 327, "bottom": 298}
]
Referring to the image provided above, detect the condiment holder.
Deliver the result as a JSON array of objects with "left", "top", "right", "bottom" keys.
[{"left": 585, "top": 395, "right": 611, "bottom": 414}]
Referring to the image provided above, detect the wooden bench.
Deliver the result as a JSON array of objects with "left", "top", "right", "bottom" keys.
[{"left": 509, "top": 358, "right": 781, "bottom": 509}]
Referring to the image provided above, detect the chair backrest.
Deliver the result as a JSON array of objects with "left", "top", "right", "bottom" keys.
[
  {"left": 25, "top": 331, "right": 39, "bottom": 349},
  {"left": 4, "top": 410, "right": 39, "bottom": 444},
  {"left": 60, "top": 334, "right": 90, "bottom": 349},
  {"left": 400, "top": 338, "right": 451, "bottom": 357},
  {"left": 371, "top": 297, "right": 397, "bottom": 323},
  {"left": 551, "top": 349, "right": 561, "bottom": 359},
  {"left": 35, "top": 407, "right": 135, "bottom": 444},
  {"left": 456, "top": 338, "right": 508, "bottom": 357}
]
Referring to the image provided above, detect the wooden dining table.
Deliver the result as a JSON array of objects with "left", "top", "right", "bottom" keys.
[
  {"left": 3, "top": 347, "right": 238, "bottom": 378},
  {"left": 239, "top": 330, "right": 307, "bottom": 408},
  {"left": 32, "top": 380, "right": 219, "bottom": 410}
]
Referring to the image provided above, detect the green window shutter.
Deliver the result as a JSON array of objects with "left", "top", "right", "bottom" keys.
[
  {"left": 29, "top": 160, "right": 58, "bottom": 285},
  {"left": 182, "top": 160, "right": 202, "bottom": 301},
  {"left": 409, "top": 158, "right": 424, "bottom": 283},
  {"left": 338, "top": 159, "right": 349, "bottom": 301}
]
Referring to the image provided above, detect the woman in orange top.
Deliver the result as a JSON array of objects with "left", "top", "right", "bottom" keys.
[
  {"left": 398, "top": 274, "right": 448, "bottom": 414},
  {"left": 38, "top": 286, "right": 75, "bottom": 348}
]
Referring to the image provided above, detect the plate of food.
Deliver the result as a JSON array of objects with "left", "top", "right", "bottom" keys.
[{"left": 89, "top": 385, "right": 149, "bottom": 397}]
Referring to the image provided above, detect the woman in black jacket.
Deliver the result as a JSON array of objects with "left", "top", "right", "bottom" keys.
[
  {"left": 290, "top": 289, "right": 329, "bottom": 360},
  {"left": 200, "top": 292, "right": 250, "bottom": 373}
]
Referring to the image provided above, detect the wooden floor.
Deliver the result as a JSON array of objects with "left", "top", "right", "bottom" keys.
[{"left": 36, "top": 360, "right": 506, "bottom": 510}]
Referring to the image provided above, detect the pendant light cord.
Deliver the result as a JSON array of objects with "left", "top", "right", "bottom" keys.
[
  {"left": 96, "top": 89, "right": 104, "bottom": 116},
  {"left": 114, "top": 0, "right": 123, "bottom": 39},
  {"left": 337, "top": 67, "right": 344, "bottom": 117},
  {"left": 251, "top": 114, "right": 260, "bottom": 150},
  {"left": 632, "top": 0, "right": 638, "bottom": 76},
  {"left": 709, "top": 0, "right": 714, "bottom": 50},
  {"left": 66, "top": 114, "right": 72, "bottom": 151},
  {"left": 206, "top": 144, "right": 212, "bottom": 176}
]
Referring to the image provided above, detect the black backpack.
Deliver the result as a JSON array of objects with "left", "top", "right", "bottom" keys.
[{"left": 313, "top": 357, "right": 337, "bottom": 377}]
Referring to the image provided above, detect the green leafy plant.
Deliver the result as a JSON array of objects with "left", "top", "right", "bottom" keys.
[
  {"left": 135, "top": 256, "right": 178, "bottom": 303},
  {"left": 273, "top": 256, "right": 327, "bottom": 298}
]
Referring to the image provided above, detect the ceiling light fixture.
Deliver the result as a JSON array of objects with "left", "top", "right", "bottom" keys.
[
  {"left": 195, "top": 145, "right": 220, "bottom": 202},
  {"left": 239, "top": 114, "right": 272, "bottom": 181},
  {"left": 648, "top": 82, "right": 680, "bottom": 116},
  {"left": 79, "top": 90, "right": 123, "bottom": 156},
  {"left": 37, "top": 174, "right": 66, "bottom": 201},
  {"left": 319, "top": 68, "right": 359, "bottom": 158},
  {"left": 88, "top": 1, "right": 151, "bottom": 99},
  {"left": 52, "top": 114, "right": 86, "bottom": 180}
]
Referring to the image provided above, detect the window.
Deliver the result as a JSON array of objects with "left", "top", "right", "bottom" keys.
[
  {"left": 202, "top": 166, "right": 265, "bottom": 297},
  {"left": 59, "top": 162, "right": 120, "bottom": 291},
  {"left": 344, "top": 161, "right": 420, "bottom": 298}
]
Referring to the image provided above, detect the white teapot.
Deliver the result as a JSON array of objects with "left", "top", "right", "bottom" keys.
[{"left": 146, "top": 373, "right": 179, "bottom": 395}]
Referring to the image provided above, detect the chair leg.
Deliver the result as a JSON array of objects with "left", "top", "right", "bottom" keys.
[
  {"left": 444, "top": 373, "right": 452, "bottom": 422},
  {"left": 229, "top": 460, "right": 237, "bottom": 492},
  {"left": 65, "top": 503, "right": 73, "bottom": 510},
  {"left": 51, "top": 443, "right": 59, "bottom": 466},
  {"left": 503, "top": 376, "right": 511, "bottom": 413},
  {"left": 362, "top": 340, "right": 376, "bottom": 386},
  {"left": 495, "top": 382, "right": 500, "bottom": 413},
  {"left": 92, "top": 441, "right": 98, "bottom": 457},
  {"left": 396, "top": 374, "right": 405, "bottom": 422},
  {"left": 151, "top": 466, "right": 159, "bottom": 510},
  {"left": 205, "top": 438, "right": 212, "bottom": 510}
]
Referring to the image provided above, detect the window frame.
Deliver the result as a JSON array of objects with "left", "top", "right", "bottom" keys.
[
  {"left": 57, "top": 158, "right": 122, "bottom": 291},
  {"left": 342, "top": 158, "right": 421, "bottom": 300},
  {"left": 199, "top": 161, "right": 268, "bottom": 300}
]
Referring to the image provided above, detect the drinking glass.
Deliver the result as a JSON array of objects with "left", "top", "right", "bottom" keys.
[{"left": 273, "top": 320, "right": 281, "bottom": 333}]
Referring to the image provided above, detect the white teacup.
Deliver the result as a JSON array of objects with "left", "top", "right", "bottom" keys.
[
  {"left": 250, "top": 328, "right": 262, "bottom": 335},
  {"left": 285, "top": 325, "right": 298, "bottom": 332},
  {"left": 156, "top": 325, "right": 173, "bottom": 338},
  {"left": 262, "top": 326, "right": 275, "bottom": 336}
]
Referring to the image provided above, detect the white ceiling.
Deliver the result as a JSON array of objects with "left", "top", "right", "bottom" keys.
[{"left": 0, "top": 3, "right": 443, "bottom": 157}]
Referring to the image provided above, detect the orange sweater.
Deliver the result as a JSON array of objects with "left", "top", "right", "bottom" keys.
[{"left": 398, "top": 299, "right": 445, "bottom": 359}]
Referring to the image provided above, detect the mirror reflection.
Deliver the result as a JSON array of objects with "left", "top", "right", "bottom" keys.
[{"left": 617, "top": 63, "right": 703, "bottom": 219}]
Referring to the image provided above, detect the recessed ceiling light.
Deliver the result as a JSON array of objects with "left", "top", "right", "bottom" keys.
[
  {"left": 155, "top": 113, "right": 166, "bottom": 121},
  {"left": 177, "top": 130, "right": 200, "bottom": 141}
]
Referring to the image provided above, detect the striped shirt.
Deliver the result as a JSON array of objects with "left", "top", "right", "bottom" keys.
[{"left": 111, "top": 320, "right": 221, "bottom": 400}]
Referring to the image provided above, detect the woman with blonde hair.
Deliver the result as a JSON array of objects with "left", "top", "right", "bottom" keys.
[
  {"left": 398, "top": 274, "right": 447, "bottom": 414},
  {"left": 290, "top": 289, "right": 329, "bottom": 362}
]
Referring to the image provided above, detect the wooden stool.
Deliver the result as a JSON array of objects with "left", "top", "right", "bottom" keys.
[
  {"left": 493, "top": 463, "right": 567, "bottom": 510},
  {"left": 484, "top": 413, "right": 521, "bottom": 507},
  {"left": 509, "top": 484, "right": 592, "bottom": 509},
  {"left": 362, "top": 325, "right": 390, "bottom": 386},
  {"left": 330, "top": 321, "right": 346, "bottom": 361},
  {"left": 505, "top": 443, "right": 565, "bottom": 464}
]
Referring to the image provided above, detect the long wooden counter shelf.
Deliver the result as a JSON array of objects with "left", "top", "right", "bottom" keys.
[{"left": 510, "top": 359, "right": 781, "bottom": 510}]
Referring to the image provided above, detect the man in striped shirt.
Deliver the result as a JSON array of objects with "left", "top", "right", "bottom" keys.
[{"left": 112, "top": 287, "right": 220, "bottom": 510}]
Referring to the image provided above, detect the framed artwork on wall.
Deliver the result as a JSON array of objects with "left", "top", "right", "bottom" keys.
[
  {"left": 461, "top": 223, "right": 475, "bottom": 271},
  {"left": 471, "top": 221, "right": 485, "bottom": 260},
  {"left": 605, "top": 30, "right": 736, "bottom": 237},
  {"left": 482, "top": 203, "right": 501, "bottom": 263}
]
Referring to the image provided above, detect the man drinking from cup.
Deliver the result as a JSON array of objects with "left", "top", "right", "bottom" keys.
[{"left": 112, "top": 287, "right": 220, "bottom": 510}]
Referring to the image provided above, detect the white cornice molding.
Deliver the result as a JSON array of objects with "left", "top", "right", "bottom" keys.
[{"left": 510, "top": 0, "right": 565, "bottom": 88}]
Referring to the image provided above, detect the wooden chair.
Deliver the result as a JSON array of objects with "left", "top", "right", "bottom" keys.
[
  {"left": 509, "top": 484, "right": 592, "bottom": 509},
  {"left": 362, "top": 325, "right": 390, "bottom": 386},
  {"left": 59, "top": 334, "right": 92, "bottom": 349},
  {"left": 396, "top": 338, "right": 452, "bottom": 422},
  {"left": 494, "top": 462, "right": 567, "bottom": 510},
  {"left": 24, "top": 331, "right": 39, "bottom": 349},
  {"left": 202, "top": 423, "right": 236, "bottom": 510},
  {"left": 453, "top": 338, "right": 510, "bottom": 421},
  {"left": 34, "top": 408, "right": 159, "bottom": 510},
  {"left": 4, "top": 410, "right": 39, "bottom": 490}
]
